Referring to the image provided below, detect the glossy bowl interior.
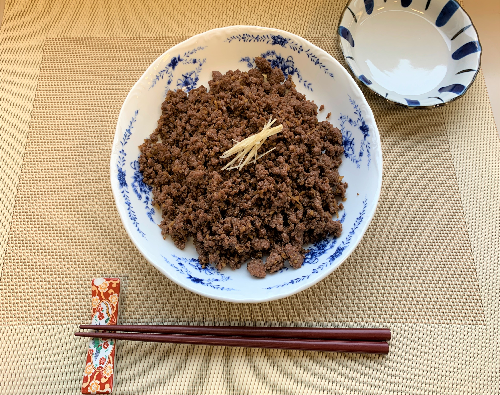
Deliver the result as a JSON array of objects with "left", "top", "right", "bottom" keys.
[
  {"left": 338, "top": 0, "right": 481, "bottom": 107},
  {"left": 110, "top": 26, "right": 383, "bottom": 302}
]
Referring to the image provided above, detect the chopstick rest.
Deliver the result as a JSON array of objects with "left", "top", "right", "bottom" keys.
[{"left": 82, "top": 278, "right": 120, "bottom": 394}]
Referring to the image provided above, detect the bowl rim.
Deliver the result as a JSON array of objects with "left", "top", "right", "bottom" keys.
[
  {"left": 337, "top": 0, "right": 483, "bottom": 109},
  {"left": 110, "top": 25, "right": 383, "bottom": 303}
]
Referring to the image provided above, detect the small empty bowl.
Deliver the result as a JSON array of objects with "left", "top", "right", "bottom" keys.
[{"left": 338, "top": 0, "right": 481, "bottom": 107}]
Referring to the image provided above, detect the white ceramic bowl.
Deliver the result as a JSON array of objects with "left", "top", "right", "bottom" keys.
[
  {"left": 338, "top": 0, "right": 481, "bottom": 107},
  {"left": 110, "top": 26, "right": 382, "bottom": 302}
]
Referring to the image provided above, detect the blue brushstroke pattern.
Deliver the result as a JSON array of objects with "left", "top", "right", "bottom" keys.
[
  {"left": 339, "top": 96, "right": 371, "bottom": 169},
  {"left": 451, "top": 24, "right": 471, "bottom": 40},
  {"left": 359, "top": 75, "right": 372, "bottom": 85},
  {"left": 347, "top": 7, "right": 357, "bottom": 22},
  {"left": 429, "top": 96, "right": 445, "bottom": 103},
  {"left": 131, "top": 160, "right": 156, "bottom": 223},
  {"left": 436, "top": 0, "right": 460, "bottom": 27},
  {"left": 150, "top": 46, "right": 206, "bottom": 90},
  {"left": 163, "top": 255, "right": 237, "bottom": 291},
  {"left": 452, "top": 41, "right": 481, "bottom": 60},
  {"left": 438, "top": 84, "right": 466, "bottom": 94},
  {"left": 456, "top": 68, "right": 475, "bottom": 75},
  {"left": 240, "top": 51, "right": 312, "bottom": 91},
  {"left": 405, "top": 99, "right": 420, "bottom": 106},
  {"left": 364, "top": 0, "right": 374, "bottom": 14},
  {"left": 401, "top": 0, "right": 412, "bottom": 8},
  {"left": 266, "top": 200, "right": 368, "bottom": 290},
  {"left": 117, "top": 110, "right": 146, "bottom": 238},
  {"left": 338, "top": 26, "right": 355, "bottom": 47},
  {"left": 301, "top": 212, "right": 346, "bottom": 267},
  {"left": 225, "top": 34, "right": 335, "bottom": 78}
]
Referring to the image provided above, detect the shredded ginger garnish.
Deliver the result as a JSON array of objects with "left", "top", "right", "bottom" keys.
[{"left": 221, "top": 118, "right": 283, "bottom": 171}]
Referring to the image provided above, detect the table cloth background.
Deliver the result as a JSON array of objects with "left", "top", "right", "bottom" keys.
[{"left": 0, "top": 0, "right": 498, "bottom": 393}]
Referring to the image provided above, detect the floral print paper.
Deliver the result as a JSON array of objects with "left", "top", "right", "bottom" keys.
[{"left": 82, "top": 278, "right": 120, "bottom": 394}]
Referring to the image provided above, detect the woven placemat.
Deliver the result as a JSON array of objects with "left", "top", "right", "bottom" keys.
[
  {"left": 0, "top": 36, "right": 484, "bottom": 326},
  {"left": 0, "top": 1, "right": 498, "bottom": 394}
]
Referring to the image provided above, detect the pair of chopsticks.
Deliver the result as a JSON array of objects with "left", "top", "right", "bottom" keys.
[{"left": 75, "top": 325, "right": 390, "bottom": 354}]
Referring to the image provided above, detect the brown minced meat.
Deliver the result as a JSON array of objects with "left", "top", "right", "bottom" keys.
[{"left": 139, "top": 58, "right": 347, "bottom": 278}]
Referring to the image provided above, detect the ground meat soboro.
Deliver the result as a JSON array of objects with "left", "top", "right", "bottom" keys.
[{"left": 139, "top": 58, "right": 347, "bottom": 278}]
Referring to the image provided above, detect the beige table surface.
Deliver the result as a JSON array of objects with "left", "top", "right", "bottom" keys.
[
  {"left": 0, "top": 0, "right": 498, "bottom": 128},
  {"left": 0, "top": 1, "right": 498, "bottom": 394}
]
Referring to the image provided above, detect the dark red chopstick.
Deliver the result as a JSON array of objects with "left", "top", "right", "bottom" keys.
[
  {"left": 79, "top": 325, "right": 391, "bottom": 341},
  {"left": 74, "top": 331, "right": 389, "bottom": 354}
]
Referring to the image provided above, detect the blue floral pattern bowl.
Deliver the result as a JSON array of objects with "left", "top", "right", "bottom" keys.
[
  {"left": 110, "top": 26, "right": 383, "bottom": 302},
  {"left": 338, "top": 0, "right": 481, "bottom": 107}
]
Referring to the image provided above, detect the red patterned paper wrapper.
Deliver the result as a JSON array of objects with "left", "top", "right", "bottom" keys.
[{"left": 82, "top": 278, "right": 120, "bottom": 394}]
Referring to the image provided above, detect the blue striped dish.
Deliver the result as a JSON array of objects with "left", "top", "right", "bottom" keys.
[{"left": 338, "top": 0, "right": 481, "bottom": 107}]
